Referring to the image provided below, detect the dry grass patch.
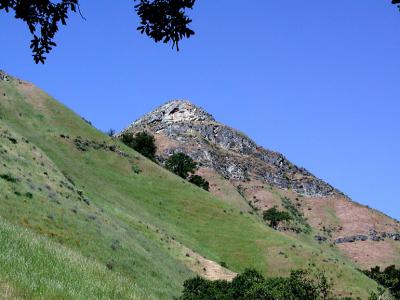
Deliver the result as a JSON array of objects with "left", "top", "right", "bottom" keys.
[{"left": 338, "top": 240, "right": 398, "bottom": 269}]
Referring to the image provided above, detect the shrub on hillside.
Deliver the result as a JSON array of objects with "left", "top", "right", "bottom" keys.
[
  {"left": 120, "top": 131, "right": 157, "bottom": 161},
  {"left": 165, "top": 152, "right": 197, "bottom": 179},
  {"left": 188, "top": 174, "right": 209, "bottom": 191},
  {"left": 281, "top": 196, "right": 312, "bottom": 234},
  {"left": 0, "top": 173, "right": 18, "bottom": 183},
  {"left": 364, "top": 265, "right": 400, "bottom": 299},
  {"left": 131, "top": 164, "right": 142, "bottom": 174},
  {"left": 262, "top": 206, "right": 291, "bottom": 229},
  {"left": 179, "top": 268, "right": 335, "bottom": 300}
]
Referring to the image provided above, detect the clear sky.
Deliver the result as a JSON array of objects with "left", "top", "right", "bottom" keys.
[{"left": 1, "top": 1, "right": 399, "bottom": 220}]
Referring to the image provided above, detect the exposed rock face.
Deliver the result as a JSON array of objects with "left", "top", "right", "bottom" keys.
[
  {"left": 334, "top": 235, "right": 369, "bottom": 244},
  {"left": 0, "top": 70, "right": 9, "bottom": 81},
  {"left": 334, "top": 230, "right": 400, "bottom": 244},
  {"left": 122, "top": 100, "right": 342, "bottom": 197},
  {"left": 129, "top": 100, "right": 216, "bottom": 125}
]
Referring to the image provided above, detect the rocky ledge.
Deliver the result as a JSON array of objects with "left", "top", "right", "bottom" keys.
[
  {"left": 334, "top": 230, "right": 400, "bottom": 243},
  {"left": 127, "top": 100, "right": 215, "bottom": 127},
  {"left": 122, "top": 100, "right": 343, "bottom": 197}
]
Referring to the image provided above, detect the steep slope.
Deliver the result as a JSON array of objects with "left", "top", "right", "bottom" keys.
[
  {"left": 0, "top": 72, "right": 380, "bottom": 299},
  {"left": 122, "top": 100, "right": 400, "bottom": 270}
]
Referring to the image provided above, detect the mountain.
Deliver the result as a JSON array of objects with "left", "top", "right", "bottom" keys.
[
  {"left": 122, "top": 100, "right": 400, "bottom": 269},
  {"left": 123, "top": 100, "right": 339, "bottom": 196},
  {"left": 0, "top": 71, "right": 393, "bottom": 299}
]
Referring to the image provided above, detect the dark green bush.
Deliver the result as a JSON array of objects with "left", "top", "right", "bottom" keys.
[
  {"left": 188, "top": 174, "right": 209, "bottom": 191},
  {"left": 364, "top": 265, "right": 400, "bottom": 299},
  {"left": 165, "top": 152, "right": 197, "bottom": 179},
  {"left": 179, "top": 268, "right": 335, "bottom": 300},
  {"left": 230, "top": 269, "right": 266, "bottom": 299},
  {"left": 131, "top": 165, "right": 142, "bottom": 174},
  {"left": 179, "top": 276, "right": 231, "bottom": 300},
  {"left": 120, "top": 131, "right": 157, "bottom": 161},
  {"left": 24, "top": 192, "right": 33, "bottom": 199},
  {"left": 0, "top": 173, "right": 18, "bottom": 182},
  {"left": 262, "top": 206, "right": 291, "bottom": 229}
]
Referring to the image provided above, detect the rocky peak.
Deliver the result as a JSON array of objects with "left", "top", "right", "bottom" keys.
[{"left": 128, "top": 100, "right": 215, "bottom": 130}]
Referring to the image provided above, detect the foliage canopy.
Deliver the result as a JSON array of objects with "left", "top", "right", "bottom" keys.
[
  {"left": 165, "top": 152, "right": 197, "bottom": 179},
  {"left": 2, "top": 1, "right": 400, "bottom": 63},
  {"left": 120, "top": 131, "right": 157, "bottom": 161},
  {"left": 364, "top": 265, "right": 400, "bottom": 299},
  {"left": 178, "top": 268, "right": 336, "bottom": 300},
  {"left": 188, "top": 174, "right": 209, "bottom": 191},
  {"left": 0, "top": 0, "right": 196, "bottom": 63},
  {"left": 262, "top": 206, "right": 291, "bottom": 229}
]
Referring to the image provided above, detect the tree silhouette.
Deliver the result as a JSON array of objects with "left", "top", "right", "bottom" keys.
[
  {"left": 188, "top": 174, "right": 209, "bottom": 191},
  {"left": 1, "top": 1, "right": 398, "bottom": 64},
  {"left": 136, "top": 0, "right": 194, "bottom": 51},
  {"left": 0, "top": 0, "right": 195, "bottom": 64},
  {"left": 165, "top": 152, "right": 197, "bottom": 179},
  {"left": 120, "top": 131, "right": 157, "bottom": 161},
  {"left": 263, "top": 206, "right": 291, "bottom": 229}
]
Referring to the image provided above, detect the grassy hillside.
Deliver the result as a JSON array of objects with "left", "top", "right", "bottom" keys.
[
  {"left": 0, "top": 77, "right": 378, "bottom": 299},
  {"left": 0, "top": 217, "right": 142, "bottom": 299}
]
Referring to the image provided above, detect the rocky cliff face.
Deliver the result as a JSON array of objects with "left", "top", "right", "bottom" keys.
[{"left": 123, "top": 100, "right": 340, "bottom": 197}]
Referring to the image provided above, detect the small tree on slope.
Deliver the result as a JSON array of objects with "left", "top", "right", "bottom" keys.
[{"left": 165, "top": 152, "right": 197, "bottom": 179}]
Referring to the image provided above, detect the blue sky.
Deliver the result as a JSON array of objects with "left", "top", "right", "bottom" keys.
[{"left": 1, "top": 1, "right": 399, "bottom": 220}]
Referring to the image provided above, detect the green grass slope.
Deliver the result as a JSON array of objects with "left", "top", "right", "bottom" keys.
[
  {"left": 0, "top": 77, "right": 377, "bottom": 299},
  {"left": 0, "top": 217, "right": 142, "bottom": 299}
]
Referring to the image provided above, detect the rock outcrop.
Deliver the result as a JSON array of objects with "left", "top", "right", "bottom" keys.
[
  {"left": 122, "top": 100, "right": 342, "bottom": 197},
  {"left": 334, "top": 230, "right": 400, "bottom": 244},
  {"left": 0, "top": 70, "right": 9, "bottom": 81}
]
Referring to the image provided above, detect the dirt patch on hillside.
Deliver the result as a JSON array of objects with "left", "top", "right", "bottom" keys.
[
  {"left": 302, "top": 197, "right": 341, "bottom": 232},
  {"left": 302, "top": 196, "right": 400, "bottom": 267},
  {"left": 179, "top": 246, "right": 237, "bottom": 281},
  {"left": 153, "top": 133, "right": 180, "bottom": 154},
  {"left": 333, "top": 197, "right": 399, "bottom": 235},
  {"left": 0, "top": 281, "right": 19, "bottom": 299},
  {"left": 240, "top": 180, "right": 278, "bottom": 210},
  {"left": 14, "top": 80, "right": 49, "bottom": 112},
  {"left": 231, "top": 179, "right": 284, "bottom": 211},
  {"left": 302, "top": 196, "right": 399, "bottom": 238},
  {"left": 338, "top": 240, "right": 398, "bottom": 269}
]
